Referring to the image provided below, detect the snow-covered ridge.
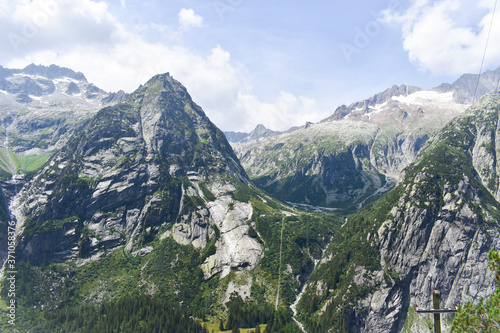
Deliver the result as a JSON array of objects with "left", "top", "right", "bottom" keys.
[{"left": 392, "top": 90, "right": 455, "bottom": 106}]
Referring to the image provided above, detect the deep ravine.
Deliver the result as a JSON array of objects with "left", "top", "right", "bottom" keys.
[{"left": 290, "top": 234, "right": 334, "bottom": 333}]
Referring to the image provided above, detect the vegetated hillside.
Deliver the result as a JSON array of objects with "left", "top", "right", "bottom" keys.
[
  {"left": 0, "top": 72, "right": 340, "bottom": 332},
  {"left": 234, "top": 69, "right": 500, "bottom": 211},
  {"left": 295, "top": 92, "right": 500, "bottom": 333},
  {"left": 0, "top": 64, "right": 127, "bottom": 180}
]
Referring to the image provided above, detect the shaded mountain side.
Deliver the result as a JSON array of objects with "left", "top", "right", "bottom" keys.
[
  {"left": 295, "top": 92, "right": 500, "bottom": 332},
  {"left": 0, "top": 187, "right": 9, "bottom": 268}
]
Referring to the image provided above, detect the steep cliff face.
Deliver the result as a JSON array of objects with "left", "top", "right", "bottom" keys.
[
  {"left": 296, "top": 92, "right": 500, "bottom": 332},
  {"left": 10, "top": 73, "right": 259, "bottom": 278}
]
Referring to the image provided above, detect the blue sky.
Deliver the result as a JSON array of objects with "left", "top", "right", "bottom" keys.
[{"left": 1, "top": 0, "right": 499, "bottom": 132}]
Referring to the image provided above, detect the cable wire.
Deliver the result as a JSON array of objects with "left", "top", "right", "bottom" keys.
[{"left": 473, "top": 0, "right": 498, "bottom": 102}]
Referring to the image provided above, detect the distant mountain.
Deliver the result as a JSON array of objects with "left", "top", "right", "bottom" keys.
[
  {"left": 0, "top": 64, "right": 128, "bottom": 181},
  {"left": 234, "top": 68, "right": 500, "bottom": 211},
  {"left": 434, "top": 67, "right": 500, "bottom": 103},
  {"left": 324, "top": 84, "right": 422, "bottom": 121},
  {"left": 225, "top": 124, "right": 281, "bottom": 143},
  {"left": 296, "top": 92, "right": 500, "bottom": 332}
]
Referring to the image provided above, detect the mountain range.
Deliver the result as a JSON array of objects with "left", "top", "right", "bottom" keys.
[
  {"left": 0, "top": 64, "right": 127, "bottom": 181},
  {"left": 233, "top": 67, "right": 500, "bottom": 212},
  {"left": 0, "top": 64, "right": 499, "bottom": 333}
]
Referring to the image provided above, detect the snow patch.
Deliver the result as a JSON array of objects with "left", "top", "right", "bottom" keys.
[
  {"left": 365, "top": 101, "right": 389, "bottom": 118},
  {"left": 392, "top": 91, "right": 454, "bottom": 106},
  {"left": 54, "top": 77, "right": 80, "bottom": 84}
]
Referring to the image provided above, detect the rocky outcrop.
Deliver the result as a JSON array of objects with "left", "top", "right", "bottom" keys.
[
  {"left": 201, "top": 196, "right": 262, "bottom": 278},
  {"left": 359, "top": 176, "right": 500, "bottom": 332}
]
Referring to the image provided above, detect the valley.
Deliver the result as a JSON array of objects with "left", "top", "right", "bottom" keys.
[{"left": 0, "top": 64, "right": 499, "bottom": 332}]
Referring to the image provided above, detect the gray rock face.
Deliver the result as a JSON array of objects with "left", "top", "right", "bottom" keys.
[
  {"left": 361, "top": 178, "right": 500, "bottom": 332},
  {"left": 8, "top": 73, "right": 259, "bottom": 278},
  {"left": 356, "top": 94, "right": 500, "bottom": 332},
  {"left": 201, "top": 197, "right": 262, "bottom": 278}
]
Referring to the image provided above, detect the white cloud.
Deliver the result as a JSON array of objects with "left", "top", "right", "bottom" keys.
[
  {"left": 178, "top": 8, "right": 203, "bottom": 30},
  {"left": 383, "top": 0, "right": 500, "bottom": 76},
  {"left": 234, "top": 92, "right": 323, "bottom": 132},
  {"left": 0, "top": 0, "right": 125, "bottom": 60},
  {"left": 1, "top": 0, "right": 321, "bottom": 132}
]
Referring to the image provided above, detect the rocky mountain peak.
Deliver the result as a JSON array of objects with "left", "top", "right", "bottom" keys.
[
  {"left": 253, "top": 123, "right": 266, "bottom": 131},
  {"left": 326, "top": 84, "right": 421, "bottom": 121},
  {"left": 434, "top": 67, "right": 500, "bottom": 104},
  {"left": 142, "top": 72, "right": 188, "bottom": 98},
  {"left": 225, "top": 124, "right": 281, "bottom": 144},
  {"left": 10, "top": 72, "right": 256, "bottom": 279},
  {"left": 21, "top": 63, "right": 87, "bottom": 81}
]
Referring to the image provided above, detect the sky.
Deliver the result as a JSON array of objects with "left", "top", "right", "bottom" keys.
[{"left": 0, "top": 0, "right": 499, "bottom": 132}]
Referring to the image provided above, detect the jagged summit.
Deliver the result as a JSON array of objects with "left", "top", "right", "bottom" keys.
[
  {"left": 21, "top": 63, "right": 87, "bottom": 81},
  {"left": 139, "top": 72, "right": 199, "bottom": 108},
  {"left": 234, "top": 69, "right": 500, "bottom": 211},
  {"left": 225, "top": 123, "right": 281, "bottom": 143},
  {"left": 325, "top": 84, "right": 422, "bottom": 121}
]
